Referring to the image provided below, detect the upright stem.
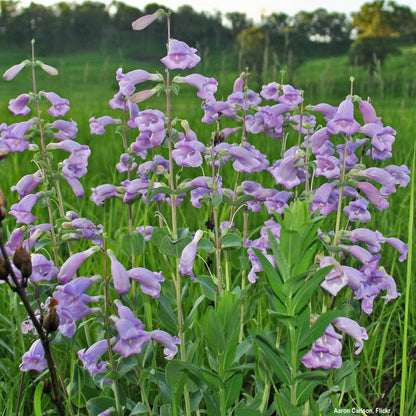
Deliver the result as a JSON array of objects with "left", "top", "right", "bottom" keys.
[
  {"left": 165, "top": 13, "right": 190, "bottom": 416},
  {"left": 333, "top": 137, "right": 349, "bottom": 247},
  {"left": 102, "top": 237, "right": 122, "bottom": 416},
  {"left": 0, "top": 228, "right": 66, "bottom": 416}
]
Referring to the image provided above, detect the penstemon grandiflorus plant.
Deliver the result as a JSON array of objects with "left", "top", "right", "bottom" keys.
[{"left": 0, "top": 8, "right": 410, "bottom": 416}]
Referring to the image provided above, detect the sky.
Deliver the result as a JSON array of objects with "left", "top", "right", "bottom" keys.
[{"left": 17, "top": 0, "right": 416, "bottom": 22}]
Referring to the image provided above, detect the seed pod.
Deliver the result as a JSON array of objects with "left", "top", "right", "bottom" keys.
[
  {"left": 0, "top": 187, "right": 7, "bottom": 222},
  {"left": 43, "top": 309, "right": 60, "bottom": 333},
  {"left": 0, "top": 257, "right": 9, "bottom": 281},
  {"left": 13, "top": 246, "right": 32, "bottom": 279},
  {"left": 43, "top": 298, "right": 60, "bottom": 333}
]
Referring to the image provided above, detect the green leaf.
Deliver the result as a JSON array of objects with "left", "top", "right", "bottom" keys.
[
  {"left": 195, "top": 275, "right": 217, "bottom": 301},
  {"left": 205, "top": 307, "right": 226, "bottom": 354},
  {"left": 86, "top": 397, "right": 116, "bottom": 416},
  {"left": 251, "top": 332, "right": 291, "bottom": 385},
  {"left": 222, "top": 194, "right": 256, "bottom": 207},
  {"left": 221, "top": 232, "right": 242, "bottom": 248},
  {"left": 298, "top": 310, "right": 344, "bottom": 350},
  {"left": 130, "top": 402, "right": 148, "bottom": 415},
  {"left": 267, "top": 229, "right": 290, "bottom": 283},
  {"left": 159, "top": 234, "right": 192, "bottom": 257},
  {"left": 252, "top": 248, "right": 286, "bottom": 306},
  {"left": 158, "top": 295, "right": 178, "bottom": 331},
  {"left": 121, "top": 231, "right": 145, "bottom": 256},
  {"left": 34, "top": 381, "right": 43, "bottom": 416},
  {"left": 225, "top": 373, "right": 243, "bottom": 409},
  {"left": 292, "top": 265, "right": 333, "bottom": 314}
]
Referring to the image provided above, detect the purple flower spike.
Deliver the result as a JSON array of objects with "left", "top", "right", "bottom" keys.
[
  {"left": 42, "top": 92, "right": 70, "bottom": 117},
  {"left": 161, "top": 39, "right": 201, "bottom": 70},
  {"left": 128, "top": 267, "right": 164, "bottom": 298},
  {"left": 20, "top": 339, "right": 48, "bottom": 372},
  {"left": 179, "top": 230, "right": 203, "bottom": 278},
  {"left": 333, "top": 317, "right": 368, "bottom": 354},
  {"left": 327, "top": 97, "right": 361, "bottom": 136},
  {"left": 108, "top": 249, "right": 130, "bottom": 295},
  {"left": 8, "top": 93, "right": 31, "bottom": 116},
  {"left": 149, "top": 330, "right": 180, "bottom": 360},
  {"left": 57, "top": 246, "right": 100, "bottom": 284},
  {"left": 10, "top": 193, "right": 41, "bottom": 224},
  {"left": 78, "top": 338, "right": 115, "bottom": 378}
]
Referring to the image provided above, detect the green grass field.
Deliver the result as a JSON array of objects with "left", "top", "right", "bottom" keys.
[{"left": 0, "top": 43, "right": 415, "bottom": 415}]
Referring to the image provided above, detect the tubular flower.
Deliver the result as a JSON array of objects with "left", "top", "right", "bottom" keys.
[
  {"left": 179, "top": 230, "right": 203, "bottom": 278},
  {"left": 108, "top": 249, "right": 130, "bottom": 295},
  {"left": 161, "top": 39, "right": 201, "bottom": 70},
  {"left": 57, "top": 246, "right": 100, "bottom": 284},
  {"left": 327, "top": 97, "right": 361, "bottom": 136},
  {"left": 78, "top": 338, "right": 115, "bottom": 378},
  {"left": 42, "top": 92, "right": 70, "bottom": 117},
  {"left": 149, "top": 330, "right": 180, "bottom": 360},
  {"left": 8, "top": 93, "right": 31, "bottom": 116},
  {"left": 20, "top": 340, "right": 48, "bottom": 372}
]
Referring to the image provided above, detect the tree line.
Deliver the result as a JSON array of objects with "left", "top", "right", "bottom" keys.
[{"left": 0, "top": 1, "right": 415, "bottom": 78}]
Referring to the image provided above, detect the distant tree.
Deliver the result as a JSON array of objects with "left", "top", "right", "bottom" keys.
[
  {"left": 348, "top": 0, "right": 400, "bottom": 86},
  {"left": 236, "top": 26, "right": 265, "bottom": 75},
  {"left": 226, "top": 12, "right": 252, "bottom": 39}
]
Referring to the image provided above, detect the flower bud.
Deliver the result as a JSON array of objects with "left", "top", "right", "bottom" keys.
[{"left": 13, "top": 246, "right": 32, "bottom": 279}]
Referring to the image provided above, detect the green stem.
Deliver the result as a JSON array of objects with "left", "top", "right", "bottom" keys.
[
  {"left": 102, "top": 237, "right": 122, "bottom": 416},
  {"left": 333, "top": 136, "right": 349, "bottom": 247},
  {"left": 399, "top": 147, "right": 415, "bottom": 416}
]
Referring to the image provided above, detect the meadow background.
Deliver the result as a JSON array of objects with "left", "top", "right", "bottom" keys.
[{"left": 0, "top": 1, "right": 415, "bottom": 415}]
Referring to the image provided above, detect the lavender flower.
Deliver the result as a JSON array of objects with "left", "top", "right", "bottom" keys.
[
  {"left": 20, "top": 340, "right": 48, "bottom": 372},
  {"left": 301, "top": 324, "right": 343, "bottom": 369},
  {"left": 116, "top": 68, "right": 163, "bottom": 96},
  {"left": 132, "top": 10, "right": 163, "bottom": 30},
  {"left": 343, "top": 198, "right": 371, "bottom": 223},
  {"left": 260, "top": 82, "right": 280, "bottom": 101},
  {"left": 8, "top": 93, "right": 31, "bottom": 116},
  {"left": 11, "top": 172, "right": 42, "bottom": 200},
  {"left": 57, "top": 246, "right": 100, "bottom": 284},
  {"left": 173, "top": 74, "right": 218, "bottom": 101},
  {"left": 78, "top": 339, "right": 115, "bottom": 378},
  {"left": 3, "top": 61, "right": 28, "bottom": 80},
  {"left": 179, "top": 230, "right": 203, "bottom": 278},
  {"left": 327, "top": 97, "right": 361, "bottom": 136},
  {"left": 30, "top": 253, "right": 58, "bottom": 283},
  {"left": 89, "top": 116, "right": 121, "bottom": 135},
  {"left": 127, "top": 267, "right": 164, "bottom": 298},
  {"left": 10, "top": 193, "right": 41, "bottom": 224},
  {"left": 277, "top": 84, "right": 303, "bottom": 107},
  {"left": 149, "top": 330, "right": 180, "bottom": 360},
  {"left": 107, "top": 249, "right": 130, "bottom": 295},
  {"left": 51, "top": 119, "right": 78, "bottom": 141},
  {"left": 333, "top": 317, "right": 368, "bottom": 354},
  {"left": 91, "top": 184, "right": 123, "bottom": 206},
  {"left": 161, "top": 39, "right": 201, "bottom": 70},
  {"left": 42, "top": 92, "right": 70, "bottom": 117}
]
